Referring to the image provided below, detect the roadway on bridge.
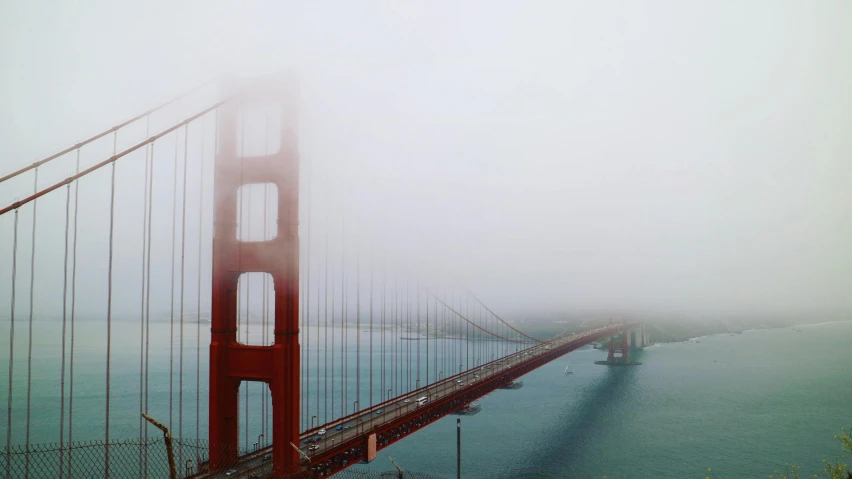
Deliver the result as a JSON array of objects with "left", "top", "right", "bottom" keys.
[{"left": 205, "top": 326, "right": 615, "bottom": 478}]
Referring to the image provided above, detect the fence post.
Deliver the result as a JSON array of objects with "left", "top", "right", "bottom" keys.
[
  {"left": 290, "top": 442, "right": 312, "bottom": 478},
  {"left": 142, "top": 414, "right": 177, "bottom": 479},
  {"left": 457, "top": 418, "right": 461, "bottom": 479},
  {"left": 388, "top": 456, "right": 404, "bottom": 479}
]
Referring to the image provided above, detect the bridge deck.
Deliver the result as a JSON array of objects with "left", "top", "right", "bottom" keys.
[{"left": 194, "top": 322, "right": 634, "bottom": 478}]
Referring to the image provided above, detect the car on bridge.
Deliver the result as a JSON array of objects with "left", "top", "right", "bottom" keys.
[{"left": 317, "top": 428, "right": 327, "bottom": 435}]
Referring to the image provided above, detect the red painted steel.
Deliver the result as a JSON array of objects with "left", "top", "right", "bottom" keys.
[
  {"left": 209, "top": 72, "right": 302, "bottom": 477},
  {"left": 607, "top": 335, "right": 615, "bottom": 361},
  {"left": 304, "top": 323, "right": 636, "bottom": 477},
  {"left": 197, "top": 323, "right": 637, "bottom": 478}
]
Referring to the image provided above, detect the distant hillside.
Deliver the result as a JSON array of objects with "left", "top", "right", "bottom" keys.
[{"left": 509, "top": 315, "right": 848, "bottom": 344}]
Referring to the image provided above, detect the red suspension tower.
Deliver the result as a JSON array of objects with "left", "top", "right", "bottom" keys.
[{"left": 209, "top": 73, "right": 301, "bottom": 476}]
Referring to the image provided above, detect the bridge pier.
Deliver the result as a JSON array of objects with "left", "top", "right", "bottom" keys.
[
  {"left": 596, "top": 325, "right": 642, "bottom": 366},
  {"left": 628, "top": 321, "right": 650, "bottom": 349}
]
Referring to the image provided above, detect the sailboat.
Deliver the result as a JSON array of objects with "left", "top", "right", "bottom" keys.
[{"left": 564, "top": 366, "right": 573, "bottom": 375}]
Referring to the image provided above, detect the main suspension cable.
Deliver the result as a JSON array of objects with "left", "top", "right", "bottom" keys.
[
  {"left": 0, "top": 79, "right": 217, "bottom": 185},
  {"left": 468, "top": 292, "right": 541, "bottom": 343},
  {"left": 428, "top": 290, "right": 528, "bottom": 344},
  {"left": 0, "top": 99, "right": 227, "bottom": 217}
]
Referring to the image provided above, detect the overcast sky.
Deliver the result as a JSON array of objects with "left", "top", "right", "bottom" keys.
[{"left": 1, "top": 1, "right": 851, "bottom": 320}]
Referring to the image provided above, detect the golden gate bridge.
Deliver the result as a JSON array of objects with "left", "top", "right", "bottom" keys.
[{"left": 0, "top": 72, "right": 639, "bottom": 478}]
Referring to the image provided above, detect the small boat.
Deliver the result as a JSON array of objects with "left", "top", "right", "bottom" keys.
[{"left": 564, "top": 366, "right": 573, "bottom": 375}]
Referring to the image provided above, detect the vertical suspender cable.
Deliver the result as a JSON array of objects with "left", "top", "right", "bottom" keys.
[
  {"left": 138, "top": 117, "right": 151, "bottom": 477},
  {"left": 405, "top": 281, "right": 409, "bottom": 391},
  {"left": 339, "top": 219, "right": 345, "bottom": 418},
  {"left": 479, "top": 304, "right": 483, "bottom": 366},
  {"left": 178, "top": 123, "right": 189, "bottom": 469},
  {"left": 261, "top": 112, "right": 270, "bottom": 443},
  {"left": 300, "top": 185, "right": 306, "bottom": 430},
  {"left": 434, "top": 295, "right": 437, "bottom": 384},
  {"left": 315, "top": 239, "right": 320, "bottom": 424},
  {"left": 330, "top": 266, "right": 335, "bottom": 421},
  {"left": 451, "top": 294, "right": 455, "bottom": 375},
  {"left": 341, "top": 217, "right": 346, "bottom": 414},
  {"left": 237, "top": 111, "right": 248, "bottom": 451},
  {"left": 105, "top": 132, "right": 118, "bottom": 478},
  {"left": 244, "top": 157, "right": 252, "bottom": 451},
  {"left": 369, "top": 263, "right": 373, "bottom": 408},
  {"left": 262, "top": 193, "right": 268, "bottom": 433},
  {"left": 261, "top": 190, "right": 267, "bottom": 442},
  {"left": 416, "top": 282, "right": 420, "bottom": 390},
  {"left": 355, "top": 241, "right": 360, "bottom": 412},
  {"left": 143, "top": 142, "right": 156, "bottom": 476},
  {"left": 391, "top": 279, "right": 396, "bottom": 396},
  {"left": 68, "top": 150, "right": 81, "bottom": 478},
  {"left": 425, "top": 284, "right": 429, "bottom": 385},
  {"left": 315, "top": 225, "right": 320, "bottom": 425},
  {"left": 5, "top": 209, "right": 19, "bottom": 479},
  {"left": 340, "top": 222, "right": 346, "bottom": 417},
  {"left": 25, "top": 167, "right": 40, "bottom": 478},
  {"left": 441, "top": 296, "right": 445, "bottom": 379},
  {"left": 197, "top": 113, "right": 211, "bottom": 456},
  {"left": 380, "top": 265, "right": 385, "bottom": 400},
  {"left": 169, "top": 129, "right": 179, "bottom": 433},
  {"left": 324, "top": 204, "right": 329, "bottom": 424},
  {"left": 59, "top": 150, "right": 77, "bottom": 479},
  {"left": 304, "top": 175, "right": 311, "bottom": 429},
  {"left": 465, "top": 298, "right": 469, "bottom": 371}
]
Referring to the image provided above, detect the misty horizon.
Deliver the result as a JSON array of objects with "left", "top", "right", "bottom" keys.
[{"left": 2, "top": 1, "right": 851, "bottom": 321}]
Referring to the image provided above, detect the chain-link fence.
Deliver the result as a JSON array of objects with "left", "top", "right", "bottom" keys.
[
  {"left": 330, "top": 469, "right": 446, "bottom": 479},
  {"left": 1, "top": 437, "right": 182, "bottom": 479},
  {"left": 1, "top": 439, "right": 446, "bottom": 479}
]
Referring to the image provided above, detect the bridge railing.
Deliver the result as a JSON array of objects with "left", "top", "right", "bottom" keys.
[{"left": 297, "top": 323, "right": 635, "bottom": 440}]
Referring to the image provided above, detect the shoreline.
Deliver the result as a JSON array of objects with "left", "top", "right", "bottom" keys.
[{"left": 670, "top": 319, "right": 852, "bottom": 344}]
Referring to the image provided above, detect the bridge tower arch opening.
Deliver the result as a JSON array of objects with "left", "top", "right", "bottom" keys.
[{"left": 209, "top": 72, "right": 301, "bottom": 477}]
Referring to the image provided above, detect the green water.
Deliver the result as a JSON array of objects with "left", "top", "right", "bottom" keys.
[
  {"left": 355, "top": 321, "right": 852, "bottom": 478},
  {"left": 1, "top": 320, "right": 850, "bottom": 478}
]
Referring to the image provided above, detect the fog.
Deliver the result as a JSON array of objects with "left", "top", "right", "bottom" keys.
[{"left": 1, "top": 1, "right": 851, "bottom": 320}]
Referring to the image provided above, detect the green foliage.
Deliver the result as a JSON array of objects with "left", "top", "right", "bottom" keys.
[
  {"left": 769, "top": 428, "right": 851, "bottom": 479},
  {"left": 708, "top": 428, "right": 851, "bottom": 479}
]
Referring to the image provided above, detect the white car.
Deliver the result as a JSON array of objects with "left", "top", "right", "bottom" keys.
[
  {"left": 317, "top": 428, "right": 327, "bottom": 435},
  {"left": 404, "top": 399, "right": 411, "bottom": 403}
]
